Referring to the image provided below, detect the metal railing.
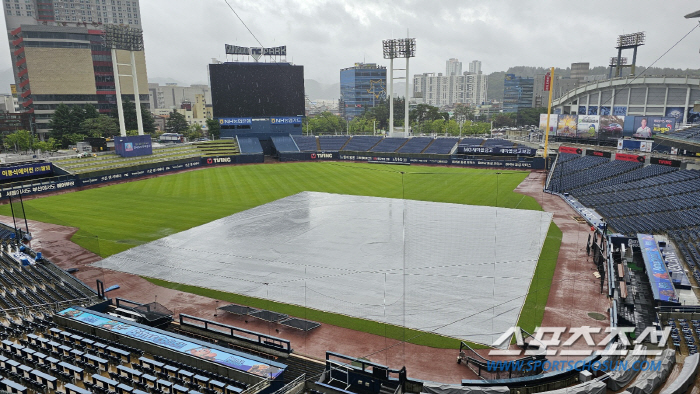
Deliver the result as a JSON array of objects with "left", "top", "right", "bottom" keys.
[
  {"left": 272, "top": 374, "right": 306, "bottom": 394},
  {"left": 241, "top": 378, "right": 270, "bottom": 394}
]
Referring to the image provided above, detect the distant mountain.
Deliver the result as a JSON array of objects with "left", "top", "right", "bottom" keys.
[{"left": 305, "top": 79, "right": 339, "bottom": 101}]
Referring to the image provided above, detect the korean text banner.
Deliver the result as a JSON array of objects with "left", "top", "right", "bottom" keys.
[
  {"left": 631, "top": 116, "right": 675, "bottom": 138},
  {"left": 58, "top": 308, "right": 283, "bottom": 379},
  {"left": 637, "top": 234, "right": 678, "bottom": 303},
  {"left": 0, "top": 163, "right": 52, "bottom": 181}
]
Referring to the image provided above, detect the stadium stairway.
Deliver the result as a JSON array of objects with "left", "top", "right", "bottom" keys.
[
  {"left": 193, "top": 140, "right": 240, "bottom": 157},
  {"left": 51, "top": 144, "right": 201, "bottom": 175}
]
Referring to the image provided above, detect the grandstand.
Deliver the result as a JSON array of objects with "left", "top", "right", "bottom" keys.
[
  {"left": 51, "top": 145, "right": 201, "bottom": 175},
  {"left": 291, "top": 136, "right": 318, "bottom": 152},
  {"left": 237, "top": 138, "right": 264, "bottom": 155},
  {"left": 317, "top": 136, "right": 350, "bottom": 151},
  {"left": 270, "top": 135, "right": 300, "bottom": 153},
  {"left": 340, "top": 136, "right": 382, "bottom": 151},
  {"left": 369, "top": 138, "right": 408, "bottom": 153},
  {"left": 422, "top": 138, "right": 459, "bottom": 154},
  {"left": 396, "top": 137, "right": 432, "bottom": 153}
]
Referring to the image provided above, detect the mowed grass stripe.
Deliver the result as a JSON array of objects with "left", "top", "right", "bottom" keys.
[{"left": 0, "top": 162, "right": 559, "bottom": 349}]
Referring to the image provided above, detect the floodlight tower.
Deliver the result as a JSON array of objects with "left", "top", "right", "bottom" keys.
[
  {"left": 382, "top": 37, "right": 416, "bottom": 135},
  {"left": 104, "top": 25, "right": 146, "bottom": 136},
  {"left": 612, "top": 32, "right": 645, "bottom": 78}
]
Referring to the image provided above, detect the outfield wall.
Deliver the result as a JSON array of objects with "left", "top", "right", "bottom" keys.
[{"left": 278, "top": 151, "right": 545, "bottom": 169}]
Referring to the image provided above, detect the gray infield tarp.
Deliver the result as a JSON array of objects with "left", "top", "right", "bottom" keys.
[
  {"left": 606, "top": 346, "right": 647, "bottom": 390},
  {"left": 95, "top": 192, "right": 553, "bottom": 345},
  {"left": 660, "top": 353, "right": 699, "bottom": 394},
  {"left": 422, "top": 383, "right": 509, "bottom": 394},
  {"left": 622, "top": 349, "right": 676, "bottom": 394}
]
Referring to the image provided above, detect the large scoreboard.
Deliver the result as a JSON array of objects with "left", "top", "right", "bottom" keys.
[{"left": 209, "top": 62, "right": 304, "bottom": 119}]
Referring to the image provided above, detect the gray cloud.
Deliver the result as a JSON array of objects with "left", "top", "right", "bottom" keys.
[{"left": 2, "top": 0, "right": 699, "bottom": 85}]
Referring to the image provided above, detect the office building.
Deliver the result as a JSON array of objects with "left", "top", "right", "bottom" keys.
[
  {"left": 503, "top": 74, "right": 534, "bottom": 113},
  {"left": 340, "top": 63, "right": 386, "bottom": 120},
  {"left": 148, "top": 83, "right": 212, "bottom": 111},
  {"left": 3, "top": 0, "right": 148, "bottom": 138},
  {"left": 446, "top": 58, "right": 462, "bottom": 76}
]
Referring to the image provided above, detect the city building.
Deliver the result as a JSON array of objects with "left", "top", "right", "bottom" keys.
[
  {"left": 340, "top": 63, "right": 386, "bottom": 120},
  {"left": 446, "top": 58, "right": 462, "bottom": 76},
  {"left": 413, "top": 71, "right": 488, "bottom": 108},
  {"left": 2, "top": 0, "right": 148, "bottom": 138},
  {"left": 468, "top": 60, "right": 482, "bottom": 75},
  {"left": 570, "top": 62, "right": 590, "bottom": 82},
  {"left": 503, "top": 74, "right": 534, "bottom": 113},
  {"left": 148, "top": 83, "right": 211, "bottom": 111},
  {"left": 532, "top": 63, "right": 591, "bottom": 108}
]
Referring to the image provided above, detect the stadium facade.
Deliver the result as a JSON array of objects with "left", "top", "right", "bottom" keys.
[
  {"left": 340, "top": 63, "right": 387, "bottom": 120},
  {"left": 2, "top": 0, "right": 149, "bottom": 137},
  {"left": 552, "top": 75, "right": 700, "bottom": 124}
]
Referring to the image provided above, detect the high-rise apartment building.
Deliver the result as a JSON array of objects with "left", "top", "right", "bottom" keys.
[
  {"left": 340, "top": 63, "right": 386, "bottom": 120},
  {"left": 413, "top": 72, "right": 488, "bottom": 108},
  {"left": 3, "top": 0, "right": 148, "bottom": 137},
  {"left": 446, "top": 58, "right": 462, "bottom": 76},
  {"left": 468, "top": 60, "right": 482, "bottom": 75}
]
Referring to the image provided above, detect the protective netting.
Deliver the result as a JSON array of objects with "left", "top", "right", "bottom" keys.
[{"left": 94, "top": 191, "right": 552, "bottom": 345}]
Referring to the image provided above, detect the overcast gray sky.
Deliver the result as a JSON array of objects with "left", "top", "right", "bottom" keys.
[{"left": 4, "top": 0, "right": 700, "bottom": 85}]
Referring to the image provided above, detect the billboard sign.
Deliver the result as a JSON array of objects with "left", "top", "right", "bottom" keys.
[
  {"left": 556, "top": 114, "right": 578, "bottom": 137},
  {"left": 688, "top": 107, "right": 700, "bottom": 124},
  {"left": 637, "top": 234, "right": 678, "bottom": 304},
  {"left": 599, "top": 115, "right": 625, "bottom": 140},
  {"left": 559, "top": 146, "right": 582, "bottom": 155},
  {"left": 613, "top": 106, "right": 627, "bottom": 116},
  {"left": 543, "top": 73, "right": 551, "bottom": 91},
  {"left": 576, "top": 115, "right": 599, "bottom": 138},
  {"left": 665, "top": 107, "right": 684, "bottom": 122},
  {"left": 650, "top": 157, "right": 681, "bottom": 167},
  {"left": 0, "top": 163, "right": 53, "bottom": 181},
  {"left": 539, "top": 114, "right": 558, "bottom": 135},
  {"left": 631, "top": 116, "right": 675, "bottom": 138},
  {"left": 457, "top": 146, "right": 537, "bottom": 156},
  {"left": 219, "top": 118, "right": 253, "bottom": 126},
  {"left": 58, "top": 308, "right": 284, "bottom": 379},
  {"left": 585, "top": 149, "right": 611, "bottom": 158},
  {"left": 615, "top": 153, "right": 645, "bottom": 163},
  {"left": 270, "top": 117, "right": 302, "bottom": 125},
  {"left": 225, "top": 45, "right": 287, "bottom": 57},
  {"left": 114, "top": 135, "right": 152, "bottom": 158}
]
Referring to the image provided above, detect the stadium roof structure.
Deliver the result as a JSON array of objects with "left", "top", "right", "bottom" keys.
[
  {"left": 95, "top": 192, "right": 553, "bottom": 345},
  {"left": 685, "top": 10, "right": 700, "bottom": 18}
]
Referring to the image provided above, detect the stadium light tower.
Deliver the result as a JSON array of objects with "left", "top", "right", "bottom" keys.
[
  {"left": 104, "top": 25, "right": 145, "bottom": 137},
  {"left": 610, "top": 32, "right": 645, "bottom": 79},
  {"left": 382, "top": 37, "right": 416, "bottom": 136}
]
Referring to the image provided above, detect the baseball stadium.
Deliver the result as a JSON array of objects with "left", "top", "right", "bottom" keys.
[{"left": 0, "top": 22, "right": 697, "bottom": 394}]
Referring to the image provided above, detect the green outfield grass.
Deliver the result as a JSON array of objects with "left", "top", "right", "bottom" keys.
[{"left": 0, "top": 162, "right": 560, "bottom": 348}]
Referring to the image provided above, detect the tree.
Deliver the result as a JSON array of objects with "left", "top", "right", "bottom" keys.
[
  {"left": 186, "top": 124, "right": 204, "bottom": 141},
  {"left": 35, "top": 138, "right": 58, "bottom": 154},
  {"left": 166, "top": 111, "right": 189, "bottom": 133},
  {"left": 492, "top": 113, "right": 517, "bottom": 128},
  {"left": 308, "top": 112, "right": 345, "bottom": 135},
  {"left": 206, "top": 118, "right": 221, "bottom": 139},
  {"left": 4, "top": 130, "right": 35, "bottom": 153},
  {"left": 453, "top": 104, "right": 474, "bottom": 121},
  {"left": 80, "top": 115, "right": 119, "bottom": 138},
  {"left": 48, "top": 103, "right": 77, "bottom": 147},
  {"left": 517, "top": 107, "right": 547, "bottom": 126},
  {"left": 110, "top": 98, "right": 157, "bottom": 134}
]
